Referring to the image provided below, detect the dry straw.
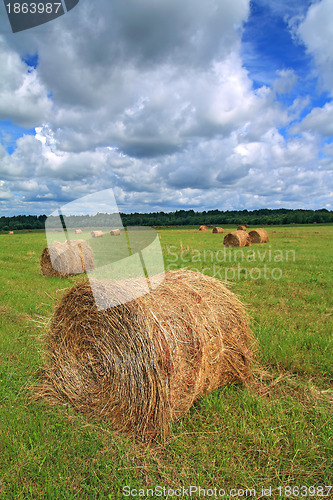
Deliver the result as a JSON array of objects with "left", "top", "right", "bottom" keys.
[
  {"left": 91, "top": 230, "right": 104, "bottom": 238},
  {"left": 223, "top": 230, "right": 251, "bottom": 247},
  {"left": 74, "top": 229, "right": 83, "bottom": 234},
  {"left": 212, "top": 227, "right": 224, "bottom": 233},
  {"left": 8, "top": 231, "right": 14, "bottom": 235},
  {"left": 36, "top": 269, "right": 253, "bottom": 440},
  {"left": 40, "top": 240, "right": 94, "bottom": 277},
  {"left": 199, "top": 225, "right": 208, "bottom": 231},
  {"left": 249, "top": 228, "right": 269, "bottom": 243},
  {"left": 237, "top": 225, "right": 247, "bottom": 231},
  {"left": 110, "top": 229, "right": 121, "bottom": 236}
]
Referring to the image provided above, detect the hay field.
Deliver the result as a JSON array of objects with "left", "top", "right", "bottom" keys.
[{"left": 0, "top": 225, "right": 332, "bottom": 499}]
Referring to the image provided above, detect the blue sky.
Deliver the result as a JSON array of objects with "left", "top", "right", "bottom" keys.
[
  {"left": 242, "top": 1, "right": 312, "bottom": 86},
  {"left": 0, "top": 0, "right": 332, "bottom": 216}
]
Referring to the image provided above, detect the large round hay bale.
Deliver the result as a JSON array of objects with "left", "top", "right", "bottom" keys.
[
  {"left": 74, "top": 229, "right": 82, "bottom": 234},
  {"left": 8, "top": 231, "right": 14, "bottom": 235},
  {"left": 36, "top": 269, "right": 253, "bottom": 440},
  {"left": 199, "top": 225, "right": 208, "bottom": 231},
  {"left": 212, "top": 227, "right": 224, "bottom": 233},
  {"left": 91, "top": 230, "right": 104, "bottom": 238},
  {"left": 41, "top": 240, "right": 95, "bottom": 277},
  {"left": 248, "top": 228, "right": 269, "bottom": 243},
  {"left": 223, "top": 230, "right": 251, "bottom": 247},
  {"left": 110, "top": 229, "right": 121, "bottom": 236},
  {"left": 237, "top": 225, "right": 247, "bottom": 231}
]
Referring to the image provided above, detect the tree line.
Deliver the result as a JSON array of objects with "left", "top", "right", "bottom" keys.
[{"left": 0, "top": 208, "right": 332, "bottom": 231}]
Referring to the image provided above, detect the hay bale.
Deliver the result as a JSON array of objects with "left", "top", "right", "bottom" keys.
[
  {"left": 110, "top": 229, "right": 121, "bottom": 236},
  {"left": 8, "top": 231, "right": 14, "bottom": 235},
  {"left": 237, "top": 225, "right": 247, "bottom": 231},
  {"left": 74, "top": 229, "right": 83, "bottom": 234},
  {"left": 36, "top": 269, "right": 253, "bottom": 440},
  {"left": 41, "top": 240, "right": 95, "bottom": 277},
  {"left": 91, "top": 230, "right": 104, "bottom": 238},
  {"left": 212, "top": 227, "right": 224, "bottom": 233},
  {"left": 199, "top": 225, "right": 208, "bottom": 231},
  {"left": 248, "top": 228, "right": 269, "bottom": 243},
  {"left": 223, "top": 230, "right": 251, "bottom": 247}
]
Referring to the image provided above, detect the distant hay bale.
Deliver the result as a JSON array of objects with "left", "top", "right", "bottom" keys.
[
  {"left": 36, "top": 269, "right": 253, "bottom": 440},
  {"left": 249, "top": 228, "right": 269, "bottom": 244},
  {"left": 110, "top": 229, "right": 121, "bottom": 236},
  {"left": 91, "top": 230, "right": 104, "bottom": 238},
  {"left": 199, "top": 225, "right": 208, "bottom": 231},
  {"left": 237, "top": 225, "right": 247, "bottom": 231},
  {"left": 223, "top": 230, "right": 251, "bottom": 247},
  {"left": 41, "top": 240, "right": 94, "bottom": 277},
  {"left": 8, "top": 231, "right": 14, "bottom": 235},
  {"left": 212, "top": 227, "right": 224, "bottom": 233},
  {"left": 74, "top": 229, "right": 83, "bottom": 234}
]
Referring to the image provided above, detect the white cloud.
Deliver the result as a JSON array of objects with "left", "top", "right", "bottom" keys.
[
  {"left": 297, "top": 0, "right": 333, "bottom": 94},
  {"left": 0, "top": 0, "right": 332, "bottom": 215},
  {"left": 292, "top": 102, "right": 333, "bottom": 137},
  {"left": 273, "top": 69, "right": 298, "bottom": 95},
  {"left": 0, "top": 37, "right": 52, "bottom": 127}
]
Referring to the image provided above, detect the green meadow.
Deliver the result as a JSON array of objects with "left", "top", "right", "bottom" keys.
[{"left": 0, "top": 225, "right": 332, "bottom": 499}]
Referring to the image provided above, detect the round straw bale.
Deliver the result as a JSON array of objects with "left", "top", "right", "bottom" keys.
[
  {"left": 110, "top": 229, "right": 121, "bottom": 236},
  {"left": 40, "top": 240, "right": 95, "bottom": 277},
  {"left": 237, "top": 225, "right": 247, "bottom": 231},
  {"left": 36, "top": 269, "right": 253, "bottom": 440},
  {"left": 212, "top": 227, "right": 224, "bottom": 233},
  {"left": 199, "top": 225, "right": 208, "bottom": 231},
  {"left": 223, "top": 230, "right": 251, "bottom": 247},
  {"left": 248, "top": 228, "right": 269, "bottom": 243},
  {"left": 8, "top": 231, "right": 14, "bottom": 235},
  {"left": 91, "top": 230, "right": 104, "bottom": 238},
  {"left": 74, "top": 229, "right": 83, "bottom": 234}
]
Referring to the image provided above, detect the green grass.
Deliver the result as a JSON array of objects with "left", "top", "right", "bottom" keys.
[{"left": 0, "top": 226, "right": 332, "bottom": 499}]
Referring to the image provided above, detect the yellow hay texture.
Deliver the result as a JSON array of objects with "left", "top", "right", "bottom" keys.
[
  {"left": 249, "top": 228, "right": 269, "bottom": 243},
  {"left": 8, "top": 231, "right": 14, "bottom": 235},
  {"left": 223, "top": 230, "right": 251, "bottom": 247},
  {"left": 91, "top": 230, "right": 104, "bottom": 238},
  {"left": 199, "top": 225, "right": 208, "bottom": 231},
  {"left": 212, "top": 227, "right": 224, "bottom": 233},
  {"left": 36, "top": 269, "right": 253, "bottom": 440},
  {"left": 110, "top": 229, "right": 121, "bottom": 236},
  {"left": 74, "top": 229, "right": 83, "bottom": 234},
  {"left": 40, "top": 240, "right": 95, "bottom": 277},
  {"left": 237, "top": 225, "right": 247, "bottom": 231}
]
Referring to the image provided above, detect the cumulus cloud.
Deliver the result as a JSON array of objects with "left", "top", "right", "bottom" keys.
[
  {"left": 0, "top": 38, "right": 52, "bottom": 127},
  {"left": 297, "top": 0, "right": 333, "bottom": 94},
  {"left": 292, "top": 102, "right": 333, "bottom": 137},
  {"left": 0, "top": 0, "right": 332, "bottom": 215}
]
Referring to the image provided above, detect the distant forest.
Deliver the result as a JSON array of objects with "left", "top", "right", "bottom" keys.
[{"left": 0, "top": 208, "right": 332, "bottom": 231}]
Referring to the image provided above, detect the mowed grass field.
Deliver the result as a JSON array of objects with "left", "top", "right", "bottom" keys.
[{"left": 0, "top": 225, "right": 332, "bottom": 499}]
